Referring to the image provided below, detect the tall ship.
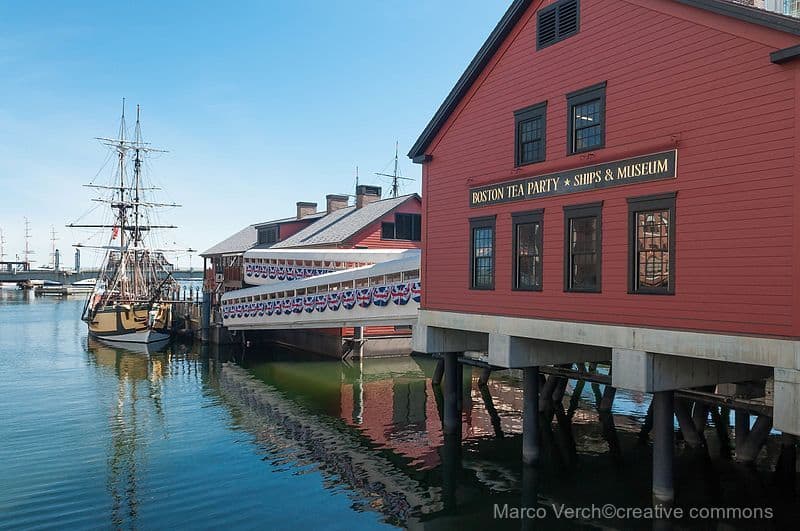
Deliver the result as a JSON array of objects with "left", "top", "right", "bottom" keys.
[{"left": 71, "top": 103, "right": 180, "bottom": 343}]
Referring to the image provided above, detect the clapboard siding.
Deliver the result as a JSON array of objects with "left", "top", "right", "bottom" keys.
[{"left": 420, "top": 0, "right": 799, "bottom": 338}]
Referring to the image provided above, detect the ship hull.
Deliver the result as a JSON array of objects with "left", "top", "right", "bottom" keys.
[{"left": 86, "top": 304, "right": 171, "bottom": 344}]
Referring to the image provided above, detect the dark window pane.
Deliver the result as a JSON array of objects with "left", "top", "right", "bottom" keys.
[
  {"left": 395, "top": 214, "right": 421, "bottom": 241},
  {"left": 472, "top": 226, "right": 494, "bottom": 288},
  {"left": 572, "top": 98, "right": 602, "bottom": 152},
  {"left": 569, "top": 216, "right": 598, "bottom": 290},
  {"left": 635, "top": 209, "right": 670, "bottom": 291},
  {"left": 382, "top": 222, "right": 395, "bottom": 239},
  {"left": 518, "top": 116, "right": 544, "bottom": 164},
  {"left": 515, "top": 221, "right": 541, "bottom": 289}
]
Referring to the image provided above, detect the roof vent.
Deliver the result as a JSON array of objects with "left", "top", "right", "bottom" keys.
[{"left": 537, "top": 0, "right": 579, "bottom": 50}]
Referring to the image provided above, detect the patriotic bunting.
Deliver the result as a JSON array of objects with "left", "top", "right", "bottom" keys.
[{"left": 223, "top": 281, "right": 422, "bottom": 323}]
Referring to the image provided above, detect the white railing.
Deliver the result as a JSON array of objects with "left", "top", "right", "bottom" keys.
[
  {"left": 222, "top": 278, "right": 421, "bottom": 330},
  {"left": 222, "top": 252, "right": 421, "bottom": 330},
  {"left": 726, "top": 0, "right": 800, "bottom": 17}
]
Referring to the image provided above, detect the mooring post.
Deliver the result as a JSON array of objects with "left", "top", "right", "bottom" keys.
[
  {"left": 443, "top": 352, "right": 460, "bottom": 435},
  {"left": 432, "top": 357, "right": 445, "bottom": 386},
  {"left": 652, "top": 390, "right": 675, "bottom": 506},
  {"left": 352, "top": 326, "right": 365, "bottom": 358},
  {"left": 522, "top": 366, "right": 540, "bottom": 465}
]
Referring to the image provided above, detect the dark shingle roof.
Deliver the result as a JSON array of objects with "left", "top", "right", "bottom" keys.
[
  {"left": 271, "top": 194, "right": 420, "bottom": 248},
  {"left": 200, "top": 224, "right": 258, "bottom": 257}
]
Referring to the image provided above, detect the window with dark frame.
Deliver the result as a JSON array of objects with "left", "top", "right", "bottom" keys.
[
  {"left": 381, "top": 213, "right": 421, "bottom": 241},
  {"left": 537, "top": 0, "right": 580, "bottom": 50},
  {"left": 470, "top": 216, "right": 496, "bottom": 290},
  {"left": 512, "top": 210, "right": 543, "bottom": 290},
  {"left": 514, "top": 102, "right": 547, "bottom": 166},
  {"left": 566, "top": 81, "right": 606, "bottom": 155},
  {"left": 628, "top": 193, "right": 676, "bottom": 295},
  {"left": 381, "top": 222, "right": 395, "bottom": 239},
  {"left": 564, "top": 202, "right": 602, "bottom": 292},
  {"left": 257, "top": 226, "right": 279, "bottom": 245}
]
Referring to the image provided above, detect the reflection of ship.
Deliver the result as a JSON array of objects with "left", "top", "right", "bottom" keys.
[
  {"left": 73, "top": 103, "right": 180, "bottom": 343},
  {"left": 86, "top": 338, "right": 170, "bottom": 526}
]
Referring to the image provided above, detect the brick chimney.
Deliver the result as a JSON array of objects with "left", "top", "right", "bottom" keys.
[
  {"left": 296, "top": 202, "right": 317, "bottom": 219},
  {"left": 326, "top": 194, "right": 349, "bottom": 214},
  {"left": 355, "top": 185, "right": 381, "bottom": 209}
]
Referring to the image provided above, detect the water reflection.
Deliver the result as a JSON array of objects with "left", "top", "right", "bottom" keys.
[
  {"left": 86, "top": 338, "right": 196, "bottom": 528},
  {"left": 215, "top": 350, "right": 800, "bottom": 529}
]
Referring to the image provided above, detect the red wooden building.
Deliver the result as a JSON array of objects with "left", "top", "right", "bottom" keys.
[
  {"left": 410, "top": 0, "right": 800, "bottom": 338},
  {"left": 408, "top": 0, "right": 800, "bottom": 500}
]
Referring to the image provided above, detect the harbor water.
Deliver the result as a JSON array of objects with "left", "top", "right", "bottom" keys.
[{"left": 1, "top": 290, "right": 797, "bottom": 529}]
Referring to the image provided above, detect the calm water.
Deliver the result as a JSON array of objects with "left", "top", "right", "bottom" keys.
[{"left": 1, "top": 290, "right": 797, "bottom": 530}]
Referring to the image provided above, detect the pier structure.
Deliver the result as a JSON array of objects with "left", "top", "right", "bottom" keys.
[
  {"left": 201, "top": 186, "right": 422, "bottom": 353},
  {"left": 0, "top": 267, "right": 201, "bottom": 285},
  {"left": 407, "top": 0, "right": 800, "bottom": 506}
]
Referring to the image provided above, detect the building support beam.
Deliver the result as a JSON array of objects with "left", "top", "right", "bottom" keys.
[
  {"left": 612, "top": 349, "right": 771, "bottom": 393},
  {"left": 652, "top": 390, "right": 675, "bottom": 507},
  {"left": 490, "top": 333, "right": 609, "bottom": 368},
  {"left": 522, "top": 366, "right": 540, "bottom": 465},
  {"left": 413, "top": 324, "right": 487, "bottom": 354}
]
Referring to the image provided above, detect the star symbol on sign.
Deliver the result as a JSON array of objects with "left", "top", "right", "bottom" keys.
[{"left": 564, "top": 179, "right": 570, "bottom": 186}]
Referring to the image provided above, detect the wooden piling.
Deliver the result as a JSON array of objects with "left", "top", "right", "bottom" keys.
[{"left": 522, "top": 366, "right": 540, "bottom": 465}]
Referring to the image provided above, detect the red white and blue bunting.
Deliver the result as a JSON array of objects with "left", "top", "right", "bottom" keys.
[
  {"left": 245, "top": 263, "right": 335, "bottom": 281},
  {"left": 222, "top": 281, "right": 421, "bottom": 322}
]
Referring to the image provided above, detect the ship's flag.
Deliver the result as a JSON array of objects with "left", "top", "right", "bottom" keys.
[
  {"left": 292, "top": 297, "right": 303, "bottom": 314},
  {"left": 265, "top": 300, "right": 274, "bottom": 316},
  {"left": 268, "top": 266, "right": 277, "bottom": 280},
  {"left": 315, "top": 294, "right": 327, "bottom": 312},
  {"left": 304, "top": 295, "right": 315, "bottom": 313}
]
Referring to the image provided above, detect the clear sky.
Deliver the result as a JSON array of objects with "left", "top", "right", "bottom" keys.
[{"left": 0, "top": 0, "right": 509, "bottom": 270}]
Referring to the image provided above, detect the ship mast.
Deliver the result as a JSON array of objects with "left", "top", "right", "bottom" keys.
[
  {"left": 23, "top": 217, "right": 34, "bottom": 267},
  {"left": 0, "top": 227, "right": 6, "bottom": 262},
  {"left": 49, "top": 226, "right": 59, "bottom": 269},
  {"left": 375, "top": 141, "right": 414, "bottom": 198}
]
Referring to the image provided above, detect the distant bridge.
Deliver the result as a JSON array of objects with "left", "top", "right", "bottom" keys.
[{"left": 0, "top": 268, "right": 203, "bottom": 284}]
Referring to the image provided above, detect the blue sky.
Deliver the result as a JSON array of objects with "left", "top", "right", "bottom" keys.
[{"left": 0, "top": 0, "right": 509, "bottom": 269}]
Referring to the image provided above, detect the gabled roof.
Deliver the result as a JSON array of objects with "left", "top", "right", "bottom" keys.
[
  {"left": 200, "top": 224, "right": 258, "bottom": 257},
  {"left": 254, "top": 212, "right": 325, "bottom": 229},
  {"left": 201, "top": 211, "right": 325, "bottom": 257},
  {"left": 270, "top": 194, "right": 420, "bottom": 248},
  {"left": 407, "top": 0, "right": 800, "bottom": 162}
]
